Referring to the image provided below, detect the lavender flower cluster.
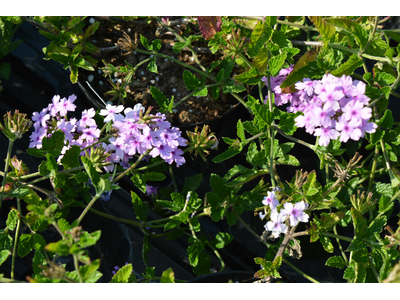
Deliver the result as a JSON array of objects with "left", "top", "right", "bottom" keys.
[
  {"left": 260, "top": 189, "right": 309, "bottom": 238},
  {"left": 29, "top": 95, "right": 187, "bottom": 171},
  {"left": 262, "top": 68, "right": 377, "bottom": 147}
]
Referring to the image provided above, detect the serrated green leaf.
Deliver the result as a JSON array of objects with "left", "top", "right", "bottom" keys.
[
  {"left": 6, "top": 210, "right": 18, "bottom": 231},
  {"left": 355, "top": 262, "right": 366, "bottom": 283},
  {"left": 366, "top": 215, "right": 387, "bottom": 237},
  {"left": 79, "top": 230, "right": 101, "bottom": 248},
  {"left": 352, "top": 248, "right": 368, "bottom": 264},
  {"left": 280, "top": 60, "right": 324, "bottom": 89},
  {"left": 143, "top": 172, "right": 166, "bottom": 182},
  {"left": 81, "top": 156, "right": 99, "bottom": 187},
  {"left": 325, "top": 256, "right": 347, "bottom": 269},
  {"left": 325, "top": 17, "right": 368, "bottom": 49},
  {"left": 140, "top": 34, "right": 149, "bottom": 49},
  {"left": 111, "top": 264, "right": 133, "bottom": 283},
  {"left": 0, "top": 250, "right": 11, "bottom": 266},
  {"left": 269, "top": 53, "right": 287, "bottom": 77},
  {"left": 181, "top": 174, "right": 203, "bottom": 196},
  {"left": 320, "top": 235, "right": 334, "bottom": 253},
  {"left": 237, "top": 120, "right": 246, "bottom": 142},
  {"left": 183, "top": 70, "right": 201, "bottom": 91},
  {"left": 234, "top": 67, "right": 262, "bottom": 85},
  {"left": 45, "top": 240, "right": 70, "bottom": 256},
  {"left": 347, "top": 238, "right": 367, "bottom": 252},
  {"left": 247, "top": 21, "right": 273, "bottom": 57},
  {"left": 131, "top": 191, "right": 149, "bottom": 221},
  {"left": 210, "top": 173, "right": 229, "bottom": 199},
  {"left": 146, "top": 58, "right": 158, "bottom": 74},
  {"left": 187, "top": 240, "right": 203, "bottom": 267},
  {"left": 331, "top": 54, "right": 363, "bottom": 77},
  {"left": 212, "top": 147, "right": 241, "bottom": 163},
  {"left": 213, "top": 232, "right": 233, "bottom": 249},
  {"left": 61, "top": 145, "right": 81, "bottom": 169},
  {"left": 308, "top": 16, "right": 336, "bottom": 46},
  {"left": 17, "top": 233, "right": 35, "bottom": 258},
  {"left": 160, "top": 268, "right": 175, "bottom": 283}
]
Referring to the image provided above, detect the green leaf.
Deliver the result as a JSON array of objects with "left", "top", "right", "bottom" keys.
[
  {"left": 280, "top": 60, "right": 324, "bottom": 89},
  {"left": 247, "top": 21, "right": 273, "bottom": 57},
  {"left": 140, "top": 34, "right": 149, "bottom": 49},
  {"left": 187, "top": 239, "right": 203, "bottom": 267},
  {"left": 351, "top": 208, "right": 367, "bottom": 238},
  {"left": 46, "top": 153, "right": 58, "bottom": 176},
  {"left": 331, "top": 54, "right": 363, "bottom": 77},
  {"left": 0, "top": 250, "right": 11, "bottom": 266},
  {"left": 17, "top": 233, "right": 35, "bottom": 258},
  {"left": 183, "top": 70, "right": 201, "bottom": 91},
  {"left": 181, "top": 174, "right": 203, "bottom": 195},
  {"left": 234, "top": 68, "right": 262, "bottom": 85},
  {"left": 378, "top": 195, "right": 393, "bottom": 214},
  {"left": 212, "top": 147, "right": 241, "bottom": 163},
  {"left": 319, "top": 235, "right": 334, "bottom": 253},
  {"left": 160, "top": 268, "right": 175, "bottom": 283},
  {"left": 61, "top": 145, "right": 81, "bottom": 169},
  {"left": 325, "top": 256, "right": 347, "bottom": 269},
  {"left": 269, "top": 53, "right": 287, "bottom": 76},
  {"left": 377, "top": 109, "right": 394, "bottom": 129},
  {"left": 325, "top": 17, "right": 369, "bottom": 49},
  {"left": 131, "top": 191, "right": 149, "bottom": 221},
  {"left": 45, "top": 240, "right": 70, "bottom": 256},
  {"left": 79, "top": 259, "right": 102, "bottom": 283},
  {"left": 81, "top": 156, "right": 99, "bottom": 187},
  {"left": 343, "top": 265, "right": 355, "bottom": 281},
  {"left": 110, "top": 263, "right": 133, "bottom": 283},
  {"left": 366, "top": 215, "right": 387, "bottom": 237},
  {"left": 130, "top": 173, "right": 146, "bottom": 193},
  {"left": 355, "top": 262, "right": 366, "bottom": 283},
  {"left": 0, "top": 62, "right": 11, "bottom": 80},
  {"left": 146, "top": 58, "right": 158, "bottom": 74},
  {"left": 253, "top": 103, "right": 274, "bottom": 127},
  {"left": 352, "top": 248, "right": 368, "bottom": 264},
  {"left": 210, "top": 173, "right": 229, "bottom": 200},
  {"left": 193, "top": 86, "right": 208, "bottom": 97},
  {"left": 6, "top": 210, "right": 18, "bottom": 231},
  {"left": 347, "top": 238, "right": 368, "bottom": 252},
  {"left": 308, "top": 16, "right": 336, "bottom": 46},
  {"left": 48, "top": 130, "right": 65, "bottom": 155},
  {"left": 237, "top": 120, "right": 246, "bottom": 142},
  {"left": 26, "top": 148, "right": 47, "bottom": 158},
  {"left": 79, "top": 230, "right": 101, "bottom": 248},
  {"left": 143, "top": 172, "right": 166, "bottom": 182},
  {"left": 212, "top": 232, "right": 233, "bottom": 249}
]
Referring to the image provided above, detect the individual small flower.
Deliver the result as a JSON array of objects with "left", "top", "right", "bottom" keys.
[
  {"left": 295, "top": 78, "right": 314, "bottom": 97},
  {"left": 335, "top": 116, "right": 362, "bottom": 143},
  {"left": 145, "top": 185, "right": 158, "bottom": 197},
  {"left": 264, "top": 210, "right": 288, "bottom": 238},
  {"left": 262, "top": 191, "right": 279, "bottom": 211},
  {"left": 58, "top": 94, "right": 77, "bottom": 117},
  {"left": 314, "top": 126, "right": 340, "bottom": 147},
  {"left": 279, "top": 201, "right": 309, "bottom": 227},
  {"left": 99, "top": 104, "right": 124, "bottom": 123}
]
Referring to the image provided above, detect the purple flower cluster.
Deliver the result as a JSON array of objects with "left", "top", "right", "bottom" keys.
[
  {"left": 29, "top": 95, "right": 187, "bottom": 170},
  {"left": 260, "top": 190, "right": 309, "bottom": 238},
  {"left": 262, "top": 69, "right": 377, "bottom": 147},
  {"left": 100, "top": 103, "right": 187, "bottom": 171}
]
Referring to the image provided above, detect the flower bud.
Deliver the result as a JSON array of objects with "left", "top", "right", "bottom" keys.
[
  {"left": 350, "top": 190, "right": 376, "bottom": 215},
  {"left": 186, "top": 125, "right": 218, "bottom": 161},
  {"left": 0, "top": 110, "right": 32, "bottom": 141}
]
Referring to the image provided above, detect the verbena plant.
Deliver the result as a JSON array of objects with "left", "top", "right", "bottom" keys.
[{"left": 1, "top": 16, "right": 400, "bottom": 283}]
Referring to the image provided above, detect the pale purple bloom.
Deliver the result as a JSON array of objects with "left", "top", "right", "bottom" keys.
[
  {"left": 295, "top": 78, "right": 314, "bottom": 97},
  {"left": 79, "top": 108, "right": 97, "bottom": 127},
  {"left": 99, "top": 104, "right": 124, "bottom": 123},
  {"left": 58, "top": 95, "right": 77, "bottom": 117},
  {"left": 262, "top": 191, "right": 279, "bottom": 211},
  {"left": 317, "top": 82, "right": 343, "bottom": 111},
  {"left": 264, "top": 211, "right": 288, "bottom": 238},
  {"left": 335, "top": 116, "right": 362, "bottom": 142},
  {"left": 314, "top": 126, "right": 340, "bottom": 147},
  {"left": 259, "top": 211, "right": 267, "bottom": 220},
  {"left": 341, "top": 100, "right": 372, "bottom": 126},
  {"left": 32, "top": 108, "right": 50, "bottom": 129},
  {"left": 279, "top": 201, "right": 309, "bottom": 227},
  {"left": 145, "top": 185, "right": 158, "bottom": 197}
]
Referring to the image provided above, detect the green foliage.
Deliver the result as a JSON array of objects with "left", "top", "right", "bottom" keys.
[{"left": 111, "top": 263, "right": 133, "bottom": 283}]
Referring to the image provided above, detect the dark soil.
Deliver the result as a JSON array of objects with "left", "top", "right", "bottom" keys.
[{"left": 78, "top": 17, "right": 244, "bottom": 125}]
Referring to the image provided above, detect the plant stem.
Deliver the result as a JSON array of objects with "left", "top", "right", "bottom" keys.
[
  {"left": 281, "top": 257, "right": 320, "bottom": 283},
  {"left": 0, "top": 139, "right": 14, "bottom": 214},
  {"left": 80, "top": 204, "right": 142, "bottom": 226},
  {"left": 77, "top": 193, "right": 101, "bottom": 225},
  {"left": 208, "top": 243, "right": 225, "bottom": 272},
  {"left": 73, "top": 254, "right": 83, "bottom": 283},
  {"left": 11, "top": 199, "right": 22, "bottom": 280},
  {"left": 112, "top": 154, "right": 145, "bottom": 184}
]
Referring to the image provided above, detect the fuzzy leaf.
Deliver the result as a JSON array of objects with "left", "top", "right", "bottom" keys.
[
  {"left": 247, "top": 21, "right": 273, "bottom": 57},
  {"left": 111, "top": 264, "right": 133, "bottom": 283},
  {"left": 160, "top": 268, "right": 175, "bottom": 283},
  {"left": 325, "top": 256, "right": 347, "bottom": 269},
  {"left": 198, "top": 16, "right": 222, "bottom": 40},
  {"left": 331, "top": 54, "right": 363, "bottom": 77},
  {"left": 308, "top": 16, "right": 336, "bottom": 46}
]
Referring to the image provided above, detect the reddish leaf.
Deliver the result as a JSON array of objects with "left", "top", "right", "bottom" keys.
[{"left": 198, "top": 16, "right": 222, "bottom": 40}]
